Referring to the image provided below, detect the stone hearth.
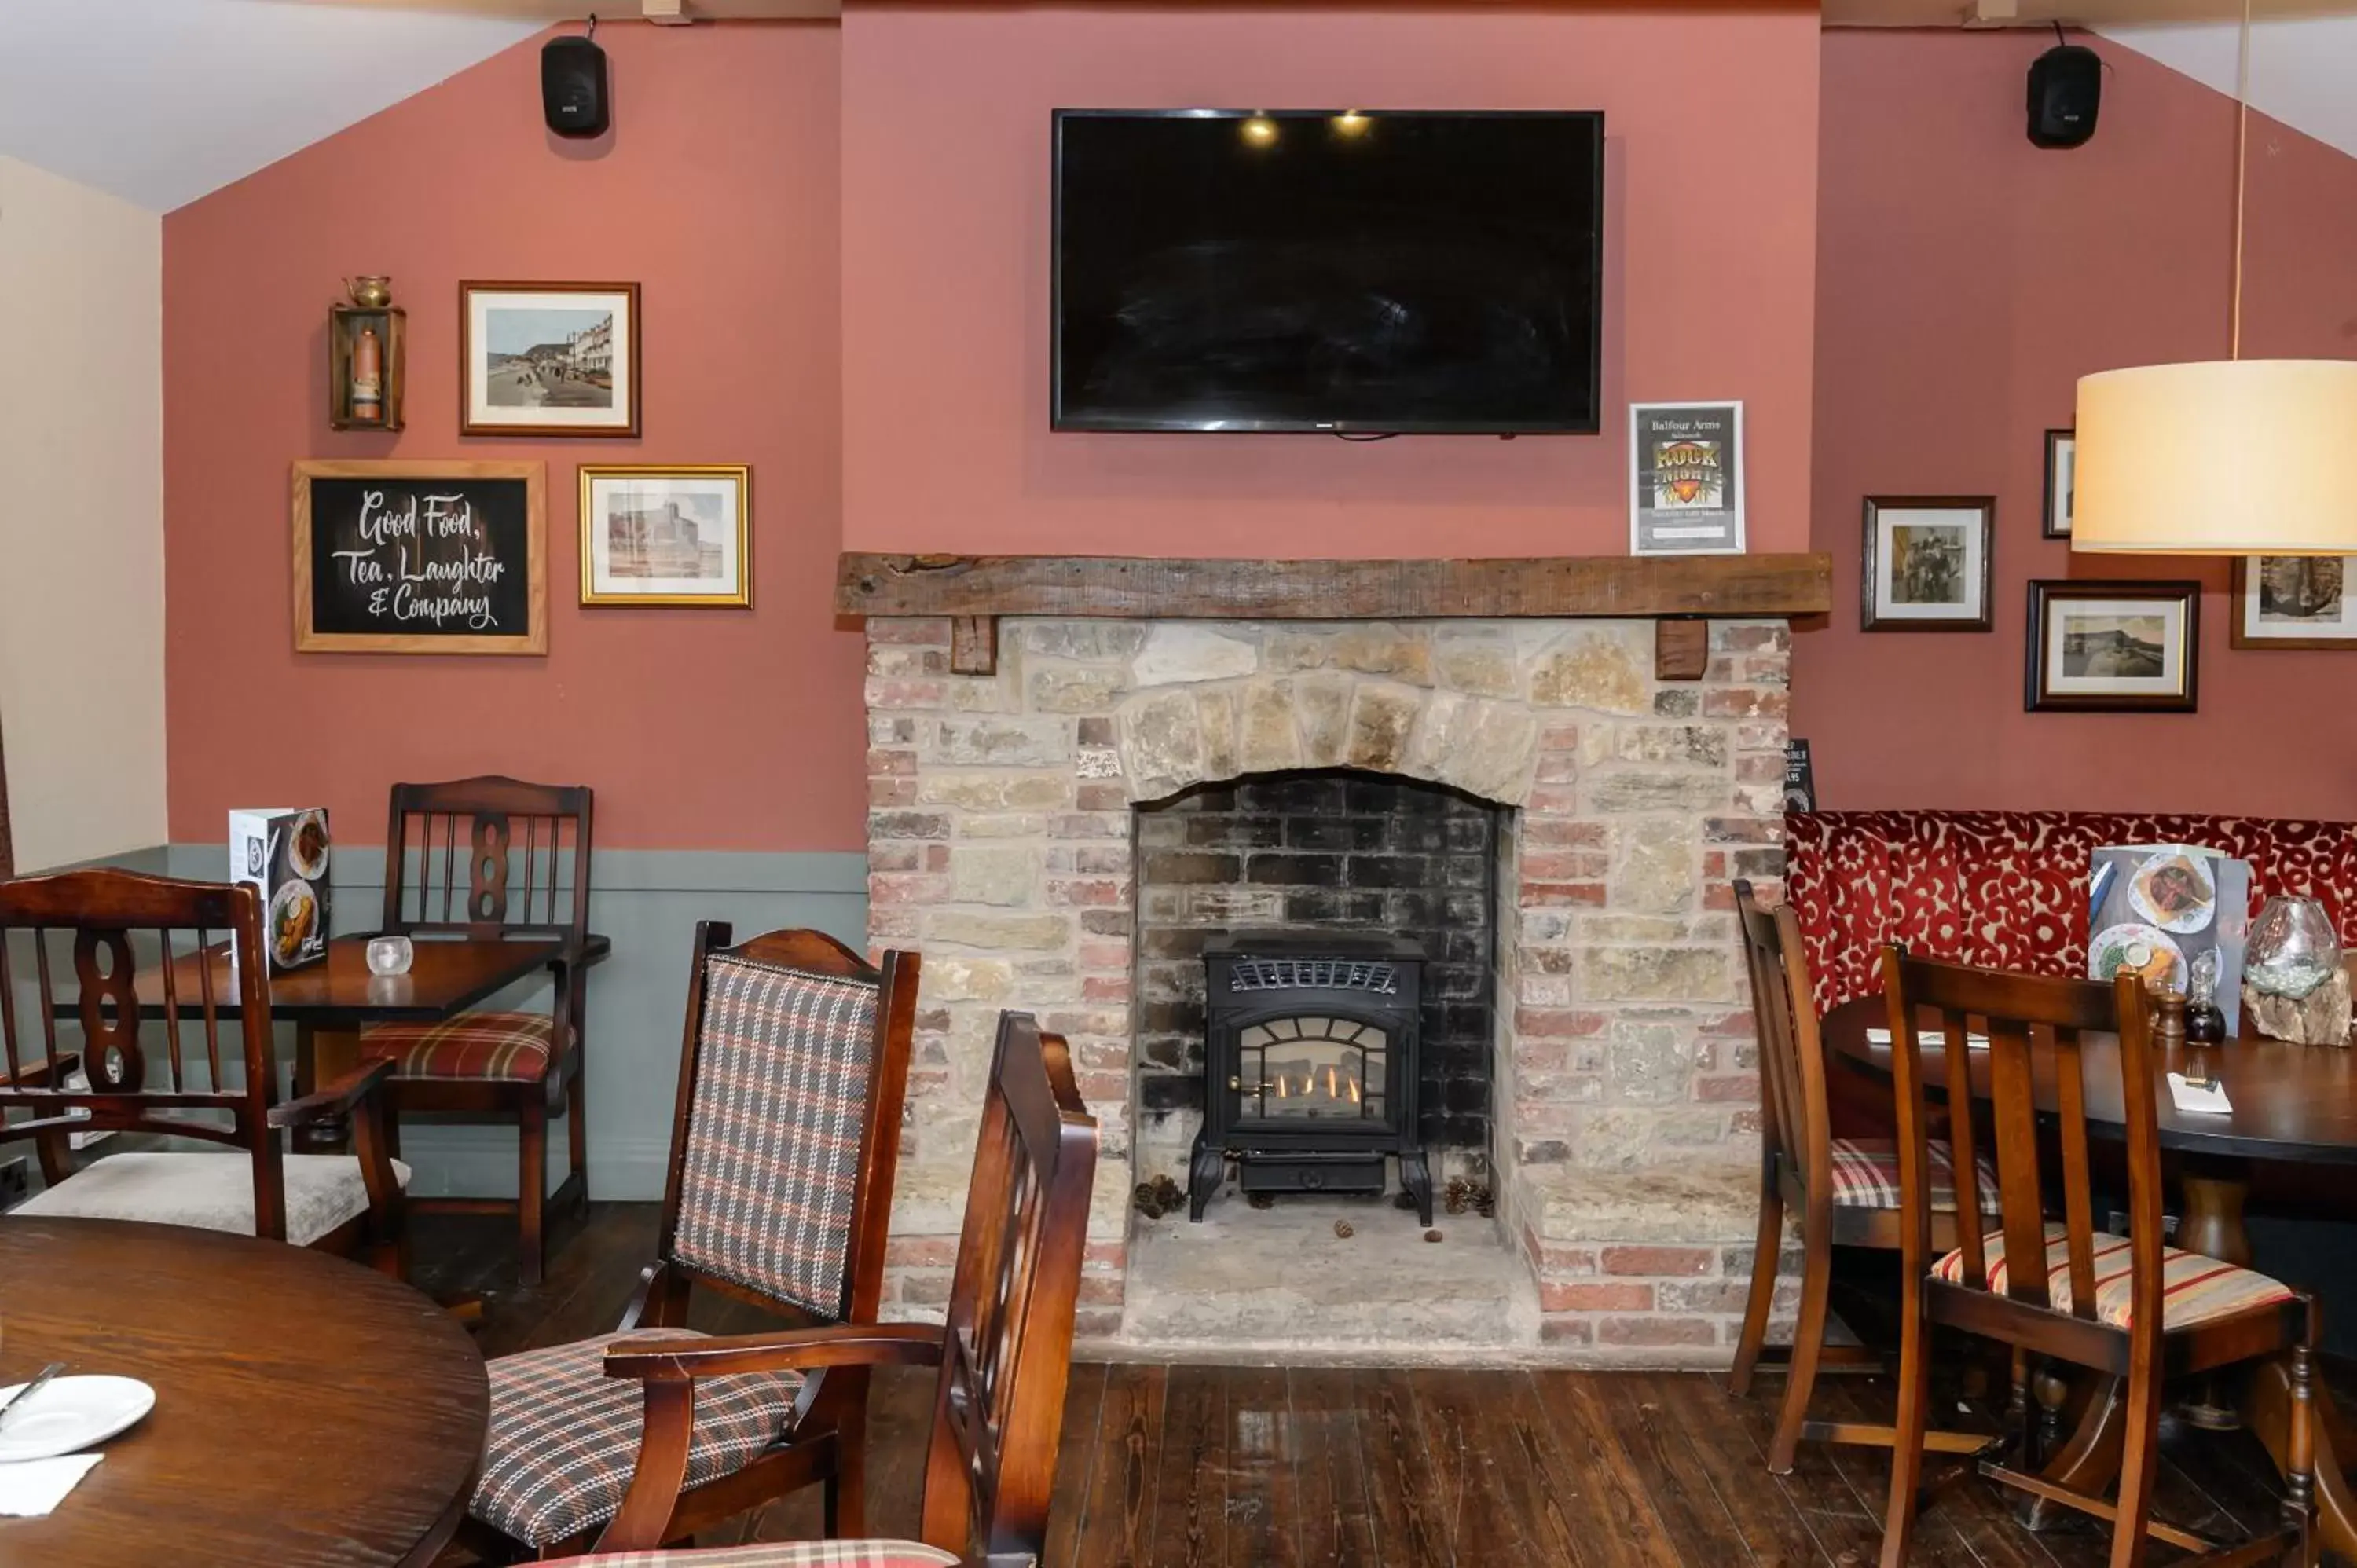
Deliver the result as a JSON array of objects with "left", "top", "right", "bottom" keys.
[{"left": 864, "top": 614, "right": 1792, "bottom": 1360}]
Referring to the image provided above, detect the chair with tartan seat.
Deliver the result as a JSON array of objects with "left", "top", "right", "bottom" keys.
[
  {"left": 1, "top": 870, "right": 409, "bottom": 1271},
  {"left": 1728, "top": 881, "right": 2003, "bottom": 1474},
  {"left": 536, "top": 1009, "right": 1098, "bottom": 1568},
  {"left": 458, "top": 922, "right": 918, "bottom": 1563},
  {"left": 349, "top": 775, "right": 596, "bottom": 1285}
]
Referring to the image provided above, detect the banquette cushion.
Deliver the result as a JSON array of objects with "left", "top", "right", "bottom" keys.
[{"left": 1783, "top": 811, "right": 2357, "bottom": 1015}]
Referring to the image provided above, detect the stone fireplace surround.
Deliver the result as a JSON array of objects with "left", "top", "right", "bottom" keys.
[{"left": 864, "top": 610, "right": 1794, "bottom": 1360}]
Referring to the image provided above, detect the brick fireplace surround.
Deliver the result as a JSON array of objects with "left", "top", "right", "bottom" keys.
[{"left": 864, "top": 613, "right": 1794, "bottom": 1361}]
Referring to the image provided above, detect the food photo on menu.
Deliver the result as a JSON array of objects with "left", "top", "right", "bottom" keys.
[{"left": 2088, "top": 843, "right": 2250, "bottom": 1035}]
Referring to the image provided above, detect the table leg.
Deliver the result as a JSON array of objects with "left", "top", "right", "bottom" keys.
[
  {"left": 2015, "top": 1373, "right": 2125, "bottom": 1531},
  {"left": 2177, "top": 1154, "right": 2256, "bottom": 1431},
  {"left": 292, "top": 1024, "right": 360, "bottom": 1155}
]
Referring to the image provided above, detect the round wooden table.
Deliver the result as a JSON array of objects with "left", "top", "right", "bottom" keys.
[
  {"left": 0, "top": 1218, "right": 487, "bottom": 1566},
  {"left": 1825, "top": 995, "right": 2357, "bottom": 1559}
]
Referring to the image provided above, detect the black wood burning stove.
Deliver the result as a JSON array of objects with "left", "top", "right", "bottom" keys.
[{"left": 1188, "top": 930, "right": 1434, "bottom": 1225}]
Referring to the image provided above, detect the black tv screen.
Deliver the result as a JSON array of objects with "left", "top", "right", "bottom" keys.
[{"left": 1053, "top": 109, "right": 1604, "bottom": 435}]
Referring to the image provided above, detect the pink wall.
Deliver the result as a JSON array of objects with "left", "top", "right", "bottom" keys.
[
  {"left": 840, "top": 4, "right": 1822, "bottom": 559},
  {"left": 163, "top": 23, "right": 862, "bottom": 852},
  {"left": 1793, "top": 31, "right": 2357, "bottom": 817}
]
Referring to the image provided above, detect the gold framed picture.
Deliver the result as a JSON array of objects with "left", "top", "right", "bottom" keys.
[{"left": 578, "top": 465, "right": 750, "bottom": 606}]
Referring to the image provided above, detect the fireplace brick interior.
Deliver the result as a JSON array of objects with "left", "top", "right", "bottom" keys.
[
  {"left": 1134, "top": 770, "right": 1500, "bottom": 1162},
  {"left": 863, "top": 614, "right": 1794, "bottom": 1357}
]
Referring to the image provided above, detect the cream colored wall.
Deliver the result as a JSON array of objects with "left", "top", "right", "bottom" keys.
[{"left": 0, "top": 155, "right": 167, "bottom": 870}]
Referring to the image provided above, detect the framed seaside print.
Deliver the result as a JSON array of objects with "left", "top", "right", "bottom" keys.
[
  {"left": 1860, "top": 496, "right": 1993, "bottom": 631},
  {"left": 291, "top": 459, "right": 547, "bottom": 654},
  {"left": 2025, "top": 580, "right": 2200, "bottom": 713},
  {"left": 460, "top": 281, "right": 640, "bottom": 437},
  {"left": 2042, "top": 429, "right": 2075, "bottom": 538},
  {"left": 579, "top": 465, "right": 750, "bottom": 606},
  {"left": 2231, "top": 555, "right": 2357, "bottom": 648}
]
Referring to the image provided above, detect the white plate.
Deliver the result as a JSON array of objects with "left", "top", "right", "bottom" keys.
[{"left": 0, "top": 1376, "right": 155, "bottom": 1463}]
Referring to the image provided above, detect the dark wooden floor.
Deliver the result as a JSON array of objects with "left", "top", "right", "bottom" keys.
[{"left": 419, "top": 1203, "right": 2320, "bottom": 1567}]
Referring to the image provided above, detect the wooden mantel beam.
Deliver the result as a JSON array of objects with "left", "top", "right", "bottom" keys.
[{"left": 836, "top": 551, "right": 1831, "bottom": 622}]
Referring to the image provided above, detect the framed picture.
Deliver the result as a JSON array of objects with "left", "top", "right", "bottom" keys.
[
  {"left": 1860, "top": 496, "right": 1994, "bottom": 631},
  {"left": 460, "top": 281, "right": 640, "bottom": 437},
  {"left": 2231, "top": 555, "right": 2357, "bottom": 649},
  {"left": 1628, "top": 401, "right": 1745, "bottom": 557},
  {"left": 2042, "top": 429, "right": 2075, "bottom": 539},
  {"left": 291, "top": 460, "right": 547, "bottom": 654},
  {"left": 2025, "top": 580, "right": 2201, "bottom": 713},
  {"left": 579, "top": 465, "right": 751, "bottom": 606}
]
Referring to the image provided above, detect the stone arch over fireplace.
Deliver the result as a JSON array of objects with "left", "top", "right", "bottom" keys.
[{"left": 863, "top": 613, "right": 1792, "bottom": 1357}]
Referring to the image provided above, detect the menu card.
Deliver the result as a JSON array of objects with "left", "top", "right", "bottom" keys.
[
  {"left": 229, "top": 808, "right": 332, "bottom": 973},
  {"left": 2088, "top": 844, "right": 2249, "bottom": 1035}
]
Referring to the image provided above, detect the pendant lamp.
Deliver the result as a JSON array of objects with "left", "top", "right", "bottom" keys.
[{"left": 2070, "top": 0, "right": 2357, "bottom": 556}]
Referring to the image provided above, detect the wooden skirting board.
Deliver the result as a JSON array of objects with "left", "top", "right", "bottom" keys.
[{"left": 836, "top": 551, "right": 1831, "bottom": 680}]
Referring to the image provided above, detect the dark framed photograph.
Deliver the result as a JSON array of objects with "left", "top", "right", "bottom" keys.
[
  {"left": 2042, "top": 429, "right": 2075, "bottom": 539},
  {"left": 460, "top": 281, "right": 640, "bottom": 437},
  {"left": 579, "top": 465, "right": 751, "bottom": 606},
  {"left": 2025, "top": 580, "right": 2200, "bottom": 713},
  {"left": 2231, "top": 555, "right": 2357, "bottom": 649},
  {"left": 1861, "top": 496, "right": 1994, "bottom": 631}
]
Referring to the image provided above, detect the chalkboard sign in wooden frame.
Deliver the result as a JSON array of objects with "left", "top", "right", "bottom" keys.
[{"left": 292, "top": 459, "right": 548, "bottom": 655}]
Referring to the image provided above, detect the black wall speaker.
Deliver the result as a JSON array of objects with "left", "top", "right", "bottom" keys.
[
  {"left": 2028, "top": 42, "right": 2102, "bottom": 149},
  {"left": 542, "top": 35, "right": 609, "bottom": 137}
]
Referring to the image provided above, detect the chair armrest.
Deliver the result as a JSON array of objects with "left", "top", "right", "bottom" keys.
[
  {"left": 268, "top": 1058, "right": 395, "bottom": 1128},
  {"left": 603, "top": 1322, "right": 946, "bottom": 1383},
  {"left": 0, "top": 1052, "right": 79, "bottom": 1090}
]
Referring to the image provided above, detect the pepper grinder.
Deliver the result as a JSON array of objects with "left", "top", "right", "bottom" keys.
[
  {"left": 2153, "top": 986, "right": 2189, "bottom": 1053},
  {"left": 2184, "top": 949, "right": 2227, "bottom": 1045}
]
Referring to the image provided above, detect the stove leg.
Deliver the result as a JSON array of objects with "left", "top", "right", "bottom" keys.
[
  {"left": 1187, "top": 1141, "right": 1226, "bottom": 1222},
  {"left": 1402, "top": 1151, "right": 1435, "bottom": 1227}
]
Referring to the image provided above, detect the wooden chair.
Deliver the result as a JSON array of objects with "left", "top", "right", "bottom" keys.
[
  {"left": 541, "top": 1008, "right": 1099, "bottom": 1568},
  {"left": 1728, "top": 881, "right": 2000, "bottom": 1473},
  {"left": 1879, "top": 947, "right": 2317, "bottom": 1568},
  {"left": 459, "top": 923, "right": 918, "bottom": 1562},
  {"left": 0, "top": 869, "right": 407, "bottom": 1269},
  {"left": 348, "top": 774, "right": 595, "bottom": 1285}
]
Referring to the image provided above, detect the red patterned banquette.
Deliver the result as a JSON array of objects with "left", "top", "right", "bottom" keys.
[{"left": 1783, "top": 811, "right": 2357, "bottom": 1017}]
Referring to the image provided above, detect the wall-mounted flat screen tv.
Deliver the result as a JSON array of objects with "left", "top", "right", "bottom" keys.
[{"left": 1053, "top": 108, "right": 1604, "bottom": 435}]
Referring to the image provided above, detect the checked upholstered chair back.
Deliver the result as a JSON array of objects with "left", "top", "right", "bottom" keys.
[{"left": 660, "top": 925, "right": 918, "bottom": 1325}]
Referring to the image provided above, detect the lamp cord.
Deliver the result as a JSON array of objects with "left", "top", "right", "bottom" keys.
[{"left": 2231, "top": 0, "right": 2251, "bottom": 360}]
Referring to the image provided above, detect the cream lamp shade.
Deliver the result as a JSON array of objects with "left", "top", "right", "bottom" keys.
[{"left": 2072, "top": 358, "right": 2357, "bottom": 554}]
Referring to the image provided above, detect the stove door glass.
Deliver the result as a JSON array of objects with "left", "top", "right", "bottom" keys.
[{"left": 1236, "top": 1014, "right": 1388, "bottom": 1123}]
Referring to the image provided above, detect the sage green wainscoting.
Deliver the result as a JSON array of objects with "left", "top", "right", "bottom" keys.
[{"left": 156, "top": 844, "right": 867, "bottom": 1200}]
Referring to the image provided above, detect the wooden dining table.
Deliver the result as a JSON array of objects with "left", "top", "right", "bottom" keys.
[
  {"left": 132, "top": 931, "right": 610, "bottom": 1150},
  {"left": 1826, "top": 986, "right": 2357, "bottom": 1559},
  {"left": 0, "top": 1216, "right": 487, "bottom": 1566}
]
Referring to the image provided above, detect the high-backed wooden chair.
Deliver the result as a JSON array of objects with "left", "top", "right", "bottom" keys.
[
  {"left": 460, "top": 924, "right": 918, "bottom": 1562},
  {"left": 351, "top": 775, "right": 595, "bottom": 1284},
  {"left": 1728, "top": 881, "right": 2001, "bottom": 1473},
  {"left": 541, "top": 1008, "right": 1099, "bottom": 1568},
  {"left": 1879, "top": 947, "right": 2317, "bottom": 1568},
  {"left": 0, "top": 870, "right": 407, "bottom": 1268}
]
